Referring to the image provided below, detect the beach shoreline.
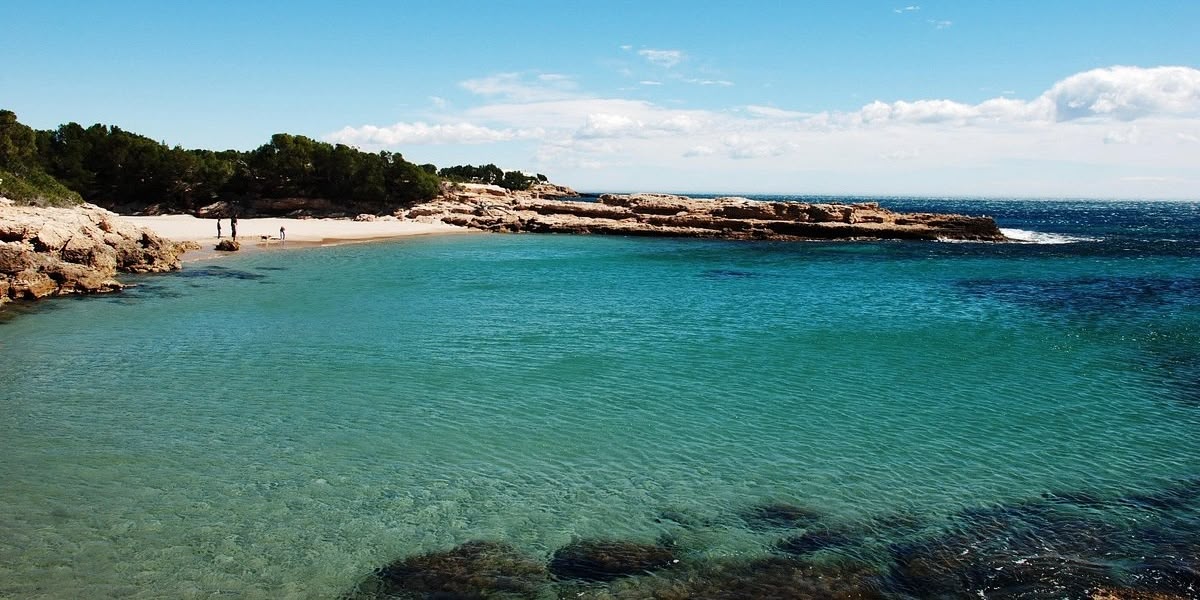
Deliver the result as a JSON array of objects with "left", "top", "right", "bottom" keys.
[{"left": 122, "top": 214, "right": 475, "bottom": 260}]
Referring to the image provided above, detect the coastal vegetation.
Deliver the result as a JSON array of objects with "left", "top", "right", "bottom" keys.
[
  {"left": 437, "top": 163, "right": 547, "bottom": 191},
  {"left": 0, "top": 110, "right": 83, "bottom": 206},
  {"left": 0, "top": 109, "right": 540, "bottom": 214}
]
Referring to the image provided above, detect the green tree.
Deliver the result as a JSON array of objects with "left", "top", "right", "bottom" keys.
[{"left": 0, "top": 109, "right": 38, "bottom": 171}]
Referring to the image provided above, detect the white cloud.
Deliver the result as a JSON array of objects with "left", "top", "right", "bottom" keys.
[
  {"left": 638, "top": 49, "right": 685, "bottom": 68},
  {"left": 326, "top": 122, "right": 544, "bottom": 146},
  {"left": 1119, "top": 176, "right": 1183, "bottom": 183},
  {"left": 640, "top": 80, "right": 663, "bottom": 86},
  {"left": 879, "top": 148, "right": 922, "bottom": 160},
  {"left": 894, "top": 5, "right": 920, "bottom": 13},
  {"left": 930, "top": 19, "right": 952, "bottom": 29},
  {"left": 326, "top": 65, "right": 1200, "bottom": 198},
  {"left": 1103, "top": 126, "right": 1141, "bottom": 144},
  {"left": 657, "top": 114, "right": 707, "bottom": 133},
  {"left": 683, "top": 145, "right": 717, "bottom": 157},
  {"left": 721, "top": 135, "right": 792, "bottom": 159},
  {"left": 744, "top": 105, "right": 812, "bottom": 120},
  {"left": 429, "top": 96, "right": 447, "bottom": 109},
  {"left": 573, "top": 110, "right": 710, "bottom": 139},
  {"left": 1042, "top": 65, "right": 1200, "bottom": 121},
  {"left": 820, "top": 66, "right": 1200, "bottom": 127},
  {"left": 466, "top": 98, "right": 658, "bottom": 130},
  {"left": 685, "top": 78, "right": 735, "bottom": 87},
  {"left": 577, "top": 113, "right": 646, "bottom": 139},
  {"left": 459, "top": 72, "right": 578, "bottom": 102}
]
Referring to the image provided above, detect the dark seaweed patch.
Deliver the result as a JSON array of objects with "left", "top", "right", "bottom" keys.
[
  {"left": 108, "top": 283, "right": 185, "bottom": 302},
  {"left": 1040, "top": 490, "right": 1112, "bottom": 509},
  {"left": 1117, "top": 477, "right": 1200, "bottom": 513},
  {"left": 580, "top": 556, "right": 889, "bottom": 600},
  {"left": 740, "top": 501, "right": 823, "bottom": 531},
  {"left": 776, "top": 527, "right": 860, "bottom": 555},
  {"left": 345, "top": 540, "right": 548, "bottom": 599},
  {"left": 344, "top": 481, "right": 1200, "bottom": 600},
  {"left": 701, "top": 269, "right": 759, "bottom": 280},
  {"left": 958, "top": 275, "right": 1200, "bottom": 317},
  {"left": 549, "top": 539, "right": 679, "bottom": 582},
  {"left": 177, "top": 266, "right": 267, "bottom": 281},
  {"left": 254, "top": 266, "right": 289, "bottom": 271},
  {"left": 1151, "top": 349, "right": 1200, "bottom": 409}
]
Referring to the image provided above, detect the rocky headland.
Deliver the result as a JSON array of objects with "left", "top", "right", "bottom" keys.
[
  {"left": 0, "top": 199, "right": 195, "bottom": 308},
  {"left": 406, "top": 184, "right": 1007, "bottom": 242}
]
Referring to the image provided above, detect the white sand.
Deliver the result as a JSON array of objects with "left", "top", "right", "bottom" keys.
[{"left": 123, "top": 214, "right": 470, "bottom": 247}]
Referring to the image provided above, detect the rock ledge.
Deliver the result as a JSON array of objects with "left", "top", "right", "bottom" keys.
[
  {"left": 1, "top": 202, "right": 193, "bottom": 308},
  {"left": 406, "top": 189, "right": 1005, "bottom": 242}
]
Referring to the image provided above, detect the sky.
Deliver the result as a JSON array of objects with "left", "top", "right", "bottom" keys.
[{"left": 3, "top": 1, "right": 1199, "bottom": 198}]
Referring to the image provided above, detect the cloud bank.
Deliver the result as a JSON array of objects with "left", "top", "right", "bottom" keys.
[{"left": 326, "top": 66, "right": 1200, "bottom": 198}]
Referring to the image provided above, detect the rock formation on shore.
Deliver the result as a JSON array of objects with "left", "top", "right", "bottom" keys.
[
  {"left": 406, "top": 188, "right": 1006, "bottom": 242},
  {"left": 0, "top": 200, "right": 194, "bottom": 308}
]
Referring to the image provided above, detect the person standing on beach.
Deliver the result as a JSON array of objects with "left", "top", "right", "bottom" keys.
[
  {"left": 231, "top": 214, "right": 238, "bottom": 239},
  {"left": 279, "top": 226, "right": 285, "bottom": 241},
  {"left": 216, "top": 218, "right": 222, "bottom": 238}
]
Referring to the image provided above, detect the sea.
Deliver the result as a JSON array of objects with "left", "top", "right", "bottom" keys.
[{"left": 1, "top": 197, "right": 1198, "bottom": 599}]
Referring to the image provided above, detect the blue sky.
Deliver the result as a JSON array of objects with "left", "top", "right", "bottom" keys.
[{"left": 4, "top": 1, "right": 1199, "bottom": 198}]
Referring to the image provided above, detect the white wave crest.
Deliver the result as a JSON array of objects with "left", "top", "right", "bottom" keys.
[{"left": 1000, "top": 228, "right": 1100, "bottom": 244}]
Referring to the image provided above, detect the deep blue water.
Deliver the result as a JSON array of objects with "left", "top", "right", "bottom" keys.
[{"left": 1, "top": 198, "right": 1198, "bottom": 599}]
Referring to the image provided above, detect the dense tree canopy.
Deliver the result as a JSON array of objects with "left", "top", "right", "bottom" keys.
[
  {"left": 438, "top": 163, "right": 542, "bottom": 191},
  {"left": 0, "top": 110, "right": 83, "bottom": 206},
  {"left": 1, "top": 110, "right": 552, "bottom": 214}
]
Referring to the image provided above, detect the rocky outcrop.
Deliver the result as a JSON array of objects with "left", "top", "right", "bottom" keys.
[
  {"left": 0, "top": 202, "right": 193, "bottom": 307},
  {"left": 549, "top": 539, "right": 680, "bottom": 581},
  {"left": 405, "top": 191, "right": 1006, "bottom": 242},
  {"left": 350, "top": 541, "right": 549, "bottom": 599}
]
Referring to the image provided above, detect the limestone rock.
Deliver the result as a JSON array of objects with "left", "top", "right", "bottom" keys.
[
  {"left": 406, "top": 192, "right": 1006, "bottom": 242},
  {"left": 214, "top": 239, "right": 240, "bottom": 252},
  {"left": 0, "top": 203, "right": 188, "bottom": 307},
  {"left": 195, "top": 201, "right": 233, "bottom": 218}
]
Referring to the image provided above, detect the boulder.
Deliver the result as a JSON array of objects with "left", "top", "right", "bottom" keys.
[
  {"left": 0, "top": 203, "right": 188, "bottom": 307},
  {"left": 214, "top": 239, "right": 240, "bottom": 252}
]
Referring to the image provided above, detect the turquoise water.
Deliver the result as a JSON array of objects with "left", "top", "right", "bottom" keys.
[{"left": 1, "top": 199, "right": 1199, "bottom": 598}]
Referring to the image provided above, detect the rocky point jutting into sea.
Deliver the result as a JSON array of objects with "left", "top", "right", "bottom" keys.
[
  {"left": 405, "top": 183, "right": 1007, "bottom": 242},
  {"left": 0, "top": 199, "right": 193, "bottom": 308},
  {"left": 1, "top": 183, "right": 1006, "bottom": 310}
]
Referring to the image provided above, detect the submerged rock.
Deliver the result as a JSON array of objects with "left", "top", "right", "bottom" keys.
[
  {"left": 1091, "top": 588, "right": 1196, "bottom": 600},
  {"left": 741, "top": 501, "right": 824, "bottom": 531},
  {"left": 1, "top": 203, "right": 191, "bottom": 307},
  {"left": 885, "top": 497, "right": 1136, "bottom": 599},
  {"left": 549, "top": 539, "right": 679, "bottom": 581},
  {"left": 574, "top": 556, "right": 888, "bottom": 600},
  {"left": 777, "top": 527, "right": 861, "bottom": 555},
  {"left": 347, "top": 540, "right": 549, "bottom": 599}
]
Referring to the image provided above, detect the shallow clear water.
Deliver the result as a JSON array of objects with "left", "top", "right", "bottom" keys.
[{"left": 1, "top": 199, "right": 1199, "bottom": 598}]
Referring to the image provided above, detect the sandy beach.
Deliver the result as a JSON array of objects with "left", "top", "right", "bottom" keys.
[{"left": 123, "top": 214, "right": 472, "bottom": 254}]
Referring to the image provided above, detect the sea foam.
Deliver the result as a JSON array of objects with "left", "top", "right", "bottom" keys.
[{"left": 1000, "top": 228, "right": 1099, "bottom": 244}]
